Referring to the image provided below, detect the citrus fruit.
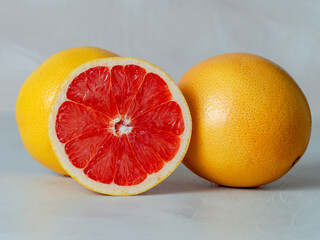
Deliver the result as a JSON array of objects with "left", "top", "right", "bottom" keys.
[
  {"left": 16, "top": 47, "right": 118, "bottom": 175},
  {"left": 178, "top": 53, "right": 311, "bottom": 187},
  {"left": 48, "top": 57, "right": 192, "bottom": 195}
]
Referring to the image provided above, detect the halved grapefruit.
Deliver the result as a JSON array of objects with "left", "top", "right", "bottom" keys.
[{"left": 48, "top": 57, "right": 192, "bottom": 195}]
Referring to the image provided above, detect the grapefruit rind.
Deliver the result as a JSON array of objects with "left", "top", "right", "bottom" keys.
[
  {"left": 15, "top": 46, "right": 118, "bottom": 175},
  {"left": 48, "top": 57, "right": 192, "bottom": 196}
]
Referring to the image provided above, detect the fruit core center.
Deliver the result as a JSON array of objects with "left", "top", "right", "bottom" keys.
[{"left": 112, "top": 118, "right": 132, "bottom": 136}]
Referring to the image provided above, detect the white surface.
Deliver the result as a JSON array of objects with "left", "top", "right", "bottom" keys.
[
  {"left": 1, "top": 113, "right": 320, "bottom": 240},
  {"left": 1, "top": 0, "right": 320, "bottom": 239}
]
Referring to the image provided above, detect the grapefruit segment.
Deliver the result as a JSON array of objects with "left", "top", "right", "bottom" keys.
[
  {"left": 64, "top": 129, "right": 110, "bottom": 168},
  {"left": 127, "top": 72, "right": 172, "bottom": 119},
  {"left": 114, "top": 135, "right": 147, "bottom": 186},
  {"left": 129, "top": 128, "right": 181, "bottom": 163},
  {"left": 111, "top": 65, "right": 146, "bottom": 116},
  {"left": 132, "top": 101, "right": 185, "bottom": 135},
  {"left": 56, "top": 101, "right": 109, "bottom": 143},
  {"left": 127, "top": 130, "right": 165, "bottom": 174},
  {"left": 67, "top": 66, "right": 119, "bottom": 119},
  {"left": 83, "top": 133, "right": 119, "bottom": 184},
  {"left": 49, "top": 57, "right": 192, "bottom": 195}
]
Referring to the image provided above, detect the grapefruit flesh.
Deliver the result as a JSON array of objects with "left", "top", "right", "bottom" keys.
[{"left": 49, "top": 58, "right": 191, "bottom": 195}]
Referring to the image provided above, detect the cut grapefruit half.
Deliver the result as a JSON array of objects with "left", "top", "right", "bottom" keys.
[{"left": 48, "top": 57, "right": 192, "bottom": 195}]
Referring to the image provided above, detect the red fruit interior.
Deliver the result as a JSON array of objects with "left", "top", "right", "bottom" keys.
[{"left": 56, "top": 65, "right": 185, "bottom": 186}]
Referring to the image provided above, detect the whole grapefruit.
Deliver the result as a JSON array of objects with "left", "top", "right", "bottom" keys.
[
  {"left": 16, "top": 47, "right": 117, "bottom": 175},
  {"left": 178, "top": 53, "right": 311, "bottom": 187}
]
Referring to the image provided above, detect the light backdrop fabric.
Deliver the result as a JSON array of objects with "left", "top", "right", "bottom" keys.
[{"left": 0, "top": 0, "right": 319, "bottom": 120}]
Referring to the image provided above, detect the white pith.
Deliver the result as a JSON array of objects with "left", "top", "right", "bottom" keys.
[
  {"left": 111, "top": 117, "right": 132, "bottom": 136},
  {"left": 48, "top": 57, "right": 192, "bottom": 196}
]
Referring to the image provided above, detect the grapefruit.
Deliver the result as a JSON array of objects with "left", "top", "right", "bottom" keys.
[
  {"left": 48, "top": 57, "right": 192, "bottom": 195},
  {"left": 178, "top": 53, "right": 311, "bottom": 187},
  {"left": 16, "top": 47, "right": 117, "bottom": 175}
]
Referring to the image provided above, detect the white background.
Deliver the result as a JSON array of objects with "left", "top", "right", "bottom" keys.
[
  {"left": 1, "top": 1, "right": 320, "bottom": 239},
  {"left": 0, "top": 0, "right": 319, "bottom": 118}
]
